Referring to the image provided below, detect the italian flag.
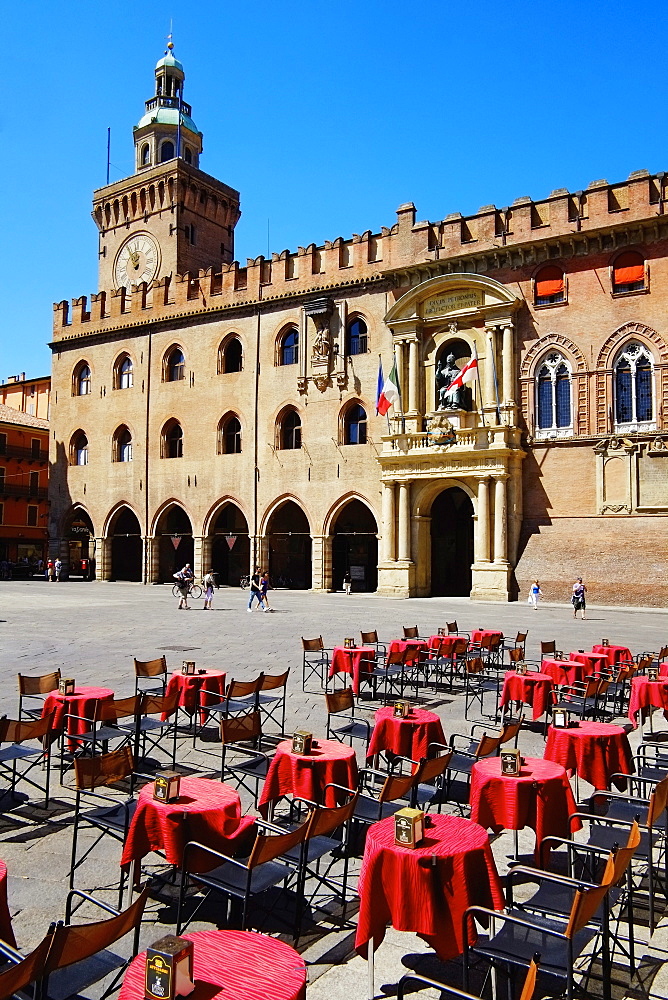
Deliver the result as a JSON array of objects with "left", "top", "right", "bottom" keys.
[
  {"left": 444, "top": 354, "right": 478, "bottom": 396},
  {"left": 376, "top": 360, "right": 400, "bottom": 416}
]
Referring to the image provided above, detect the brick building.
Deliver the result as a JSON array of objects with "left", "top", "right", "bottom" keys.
[
  {"left": 48, "top": 47, "right": 668, "bottom": 604},
  {"left": 0, "top": 405, "right": 49, "bottom": 567}
]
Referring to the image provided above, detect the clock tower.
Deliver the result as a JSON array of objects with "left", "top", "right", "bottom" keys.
[{"left": 92, "top": 43, "right": 240, "bottom": 291}]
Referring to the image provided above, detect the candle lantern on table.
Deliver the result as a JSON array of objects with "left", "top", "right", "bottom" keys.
[
  {"left": 182, "top": 661, "right": 196, "bottom": 675},
  {"left": 153, "top": 772, "right": 181, "bottom": 803},
  {"left": 648, "top": 666, "right": 659, "bottom": 682},
  {"left": 292, "top": 730, "right": 313, "bottom": 754},
  {"left": 438, "top": 627, "right": 446, "bottom": 637},
  {"left": 59, "top": 678, "right": 76, "bottom": 696},
  {"left": 394, "top": 807, "right": 425, "bottom": 847},
  {"left": 500, "top": 748, "right": 521, "bottom": 775},
  {"left": 553, "top": 709, "right": 569, "bottom": 729},
  {"left": 145, "top": 934, "right": 194, "bottom": 999},
  {"left": 393, "top": 701, "right": 410, "bottom": 718}
]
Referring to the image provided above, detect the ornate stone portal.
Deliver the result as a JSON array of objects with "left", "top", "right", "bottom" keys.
[{"left": 376, "top": 272, "right": 525, "bottom": 601}]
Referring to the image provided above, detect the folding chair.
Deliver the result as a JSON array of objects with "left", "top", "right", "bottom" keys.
[
  {"left": 136, "top": 690, "right": 181, "bottom": 768},
  {"left": 325, "top": 688, "right": 372, "bottom": 751},
  {"left": 17, "top": 670, "right": 61, "bottom": 720},
  {"left": 133, "top": 656, "right": 167, "bottom": 696},
  {"left": 369, "top": 646, "right": 409, "bottom": 704},
  {"left": 398, "top": 955, "right": 540, "bottom": 1000},
  {"left": 551, "top": 677, "right": 610, "bottom": 723},
  {"left": 301, "top": 637, "right": 332, "bottom": 690},
  {"left": 413, "top": 750, "right": 454, "bottom": 812},
  {"left": 0, "top": 934, "right": 53, "bottom": 1000},
  {"left": 464, "top": 656, "right": 499, "bottom": 720},
  {"left": 70, "top": 695, "right": 143, "bottom": 761},
  {"left": 502, "top": 630, "right": 529, "bottom": 659},
  {"left": 218, "top": 711, "right": 278, "bottom": 804},
  {"left": 257, "top": 670, "right": 290, "bottom": 733},
  {"left": 352, "top": 768, "right": 420, "bottom": 835},
  {"left": 360, "top": 630, "right": 387, "bottom": 657},
  {"left": 541, "top": 640, "right": 564, "bottom": 661},
  {"left": 0, "top": 711, "right": 56, "bottom": 808},
  {"left": 402, "top": 625, "right": 421, "bottom": 639},
  {"left": 447, "top": 620, "right": 471, "bottom": 640},
  {"left": 192, "top": 674, "right": 264, "bottom": 744}
]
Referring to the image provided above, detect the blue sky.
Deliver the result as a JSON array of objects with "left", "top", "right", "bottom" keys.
[{"left": 1, "top": 0, "right": 665, "bottom": 379}]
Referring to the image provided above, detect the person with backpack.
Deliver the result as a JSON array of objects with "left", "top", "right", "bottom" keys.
[{"left": 174, "top": 563, "right": 194, "bottom": 610}]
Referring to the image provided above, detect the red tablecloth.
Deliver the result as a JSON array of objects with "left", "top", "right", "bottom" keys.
[
  {"left": 258, "top": 738, "right": 358, "bottom": 813},
  {"left": 329, "top": 647, "right": 376, "bottom": 694},
  {"left": 500, "top": 672, "right": 554, "bottom": 721},
  {"left": 355, "top": 813, "right": 504, "bottom": 961},
  {"left": 119, "top": 930, "right": 306, "bottom": 1000},
  {"left": 544, "top": 722, "right": 633, "bottom": 789},
  {"left": 120, "top": 777, "right": 256, "bottom": 871},
  {"left": 470, "top": 756, "right": 579, "bottom": 859},
  {"left": 569, "top": 651, "right": 609, "bottom": 672},
  {"left": 592, "top": 644, "right": 633, "bottom": 666},
  {"left": 628, "top": 676, "right": 668, "bottom": 727},
  {"left": 388, "top": 639, "right": 428, "bottom": 665},
  {"left": 42, "top": 686, "right": 114, "bottom": 747},
  {"left": 367, "top": 707, "right": 446, "bottom": 761},
  {"left": 540, "top": 658, "right": 586, "bottom": 687},
  {"left": 0, "top": 861, "right": 16, "bottom": 947},
  {"left": 427, "top": 635, "right": 460, "bottom": 654},
  {"left": 470, "top": 629, "right": 503, "bottom": 647},
  {"left": 164, "top": 669, "right": 227, "bottom": 720}
]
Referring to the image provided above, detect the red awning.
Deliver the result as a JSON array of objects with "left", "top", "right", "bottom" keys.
[
  {"left": 613, "top": 252, "right": 644, "bottom": 285},
  {"left": 536, "top": 267, "right": 564, "bottom": 298}
]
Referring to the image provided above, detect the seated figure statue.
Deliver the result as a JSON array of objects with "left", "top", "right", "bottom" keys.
[{"left": 435, "top": 353, "right": 467, "bottom": 410}]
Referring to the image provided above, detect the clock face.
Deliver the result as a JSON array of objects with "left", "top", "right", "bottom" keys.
[{"left": 114, "top": 233, "right": 160, "bottom": 288}]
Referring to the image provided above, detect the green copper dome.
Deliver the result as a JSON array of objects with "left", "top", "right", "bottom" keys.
[
  {"left": 135, "top": 106, "right": 199, "bottom": 133},
  {"left": 156, "top": 52, "right": 184, "bottom": 73}
]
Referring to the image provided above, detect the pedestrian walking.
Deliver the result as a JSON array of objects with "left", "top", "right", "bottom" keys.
[
  {"left": 260, "top": 570, "right": 271, "bottom": 611},
  {"left": 571, "top": 577, "right": 587, "bottom": 620},
  {"left": 173, "top": 563, "right": 193, "bottom": 610},
  {"left": 247, "top": 568, "right": 266, "bottom": 612},
  {"left": 47, "top": 560, "right": 55, "bottom": 582},
  {"left": 202, "top": 568, "right": 216, "bottom": 610},
  {"left": 528, "top": 580, "right": 543, "bottom": 610},
  {"left": 343, "top": 570, "right": 352, "bottom": 596},
  {"left": 54, "top": 558, "right": 62, "bottom": 582}
]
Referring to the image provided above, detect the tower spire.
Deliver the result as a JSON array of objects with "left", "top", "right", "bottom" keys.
[{"left": 133, "top": 43, "right": 203, "bottom": 173}]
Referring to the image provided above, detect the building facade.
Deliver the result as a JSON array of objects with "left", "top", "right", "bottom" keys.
[
  {"left": 48, "top": 49, "right": 668, "bottom": 605},
  {"left": 0, "top": 374, "right": 51, "bottom": 421},
  {"left": 0, "top": 405, "right": 49, "bottom": 567}
]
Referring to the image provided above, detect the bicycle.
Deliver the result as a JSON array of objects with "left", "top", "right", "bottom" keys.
[
  {"left": 239, "top": 575, "right": 250, "bottom": 590},
  {"left": 171, "top": 581, "right": 202, "bottom": 599}
]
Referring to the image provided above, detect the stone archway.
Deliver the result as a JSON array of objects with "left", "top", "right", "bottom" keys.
[
  {"left": 61, "top": 507, "right": 94, "bottom": 577},
  {"left": 109, "top": 507, "right": 143, "bottom": 582},
  {"left": 265, "top": 501, "right": 312, "bottom": 589},
  {"left": 155, "top": 505, "right": 194, "bottom": 582},
  {"left": 209, "top": 503, "right": 250, "bottom": 586},
  {"left": 331, "top": 499, "right": 378, "bottom": 592},
  {"left": 430, "top": 487, "right": 474, "bottom": 596}
]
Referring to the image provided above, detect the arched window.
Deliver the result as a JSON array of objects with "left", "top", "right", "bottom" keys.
[
  {"left": 219, "top": 414, "right": 242, "bottom": 454},
  {"left": 536, "top": 353, "right": 572, "bottom": 435},
  {"left": 164, "top": 347, "right": 185, "bottom": 382},
  {"left": 184, "top": 147, "right": 193, "bottom": 164},
  {"left": 614, "top": 342, "right": 654, "bottom": 428},
  {"left": 115, "top": 354, "right": 134, "bottom": 389},
  {"left": 160, "top": 140, "right": 175, "bottom": 163},
  {"left": 162, "top": 420, "right": 183, "bottom": 458},
  {"left": 278, "top": 327, "right": 299, "bottom": 366},
  {"left": 219, "top": 336, "right": 243, "bottom": 373},
  {"left": 73, "top": 362, "right": 91, "bottom": 396},
  {"left": 279, "top": 408, "right": 302, "bottom": 449},
  {"left": 141, "top": 144, "right": 150, "bottom": 166},
  {"left": 343, "top": 403, "right": 368, "bottom": 444},
  {"left": 70, "top": 431, "right": 89, "bottom": 466},
  {"left": 534, "top": 266, "right": 565, "bottom": 305},
  {"left": 346, "top": 317, "right": 368, "bottom": 356},
  {"left": 113, "top": 426, "right": 133, "bottom": 462},
  {"left": 612, "top": 251, "right": 645, "bottom": 293}
]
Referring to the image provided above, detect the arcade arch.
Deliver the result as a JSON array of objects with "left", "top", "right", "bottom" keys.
[
  {"left": 60, "top": 506, "right": 95, "bottom": 577},
  {"left": 107, "top": 506, "right": 143, "bottom": 582},
  {"left": 207, "top": 502, "right": 250, "bottom": 586},
  {"left": 429, "top": 486, "right": 474, "bottom": 596},
  {"left": 263, "top": 500, "right": 312, "bottom": 589},
  {"left": 153, "top": 503, "right": 194, "bottom": 582},
  {"left": 329, "top": 498, "right": 378, "bottom": 592}
]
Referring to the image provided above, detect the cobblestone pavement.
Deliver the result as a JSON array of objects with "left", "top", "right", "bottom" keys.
[{"left": 0, "top": 579, "right": 666, "bottom": 998}]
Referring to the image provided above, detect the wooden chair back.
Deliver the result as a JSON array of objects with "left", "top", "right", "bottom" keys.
[
  {"left": 74, "top": 747, "right": 134, "bottom": 791},
  {"left": 612, "top": 820, "right": 641, "bottom": 885},
  {"left": 465, "top": 657, "right": 484, "bottom": 676},
  {"left": 518, "top": 955, "right": 540, "bottom": 1000},
  {"left": 18, "top": 670, "right": 61, "bottom": 696},
  {"left": 453, "top": 638, "right": 468, "bottom": 656},
  {"left": 474, "top": 734, "right": 502, "bottom": 758},
  {"left": 133, "top": 656, "right": 167, "bottom": 678},
  {"left": 307, "top": 793, "right": 359, "bottom": 839},
  {"left": 515, "top": 631, "right": 528, "bottom": 645},
  {"left": 44, "top": 885, "right": 149, "bottom": 974},
  {"left": 565, "top": 850, "right": 615, "bottom": 938},
  {"left": 142, "top": 690, "right": 180, "bottom": 718},
  {"left": 446, "top": 621, "right": 459, "bottom": 634},
  {"left": 380, "top": 771, "right": 416, "bottom": 803},
  {"left": 541, "top": 640, "right": 557, "bottom": 656},
  {"left": 386, "top": 647, "right": 405, "bottom": 667},
  {"left": 636, "top": 655, "right": 653, "bottom": 672},
  {"left": 248, "top": 821, "right": 309, "bottom": 868},
  {"left": 403, "top": 626, "right": 419, "bottom": 639},
  {"left": 261, "top": 669, "right": 289, "bottom": 691},
  {"left": 220, "top": 711, "right": 262, "bottom": 745},
  {"left": 227, "top": 675, "right": 264, "bottom": 698},
  {"left": 647, "top": 775, "right": 668, "bottom": 828},
  {"left": 418, "top": 752, "right": 453, "bottom": 784},
  {"left": 0, "top": 711, "right": 55, "bottom": 745},
  {"left": 325, "top": 688, "right": 354, "bottom": 714},
  {"left": 508, "top": 647, "right": 524, "bottom": 664},
  {"left": 302, "top": 637, "right": 324, "bottom": 652},
  {"left": 488, "top": 635, "right": 503, "bottom": 652},
  {"left": 107, "top": 695, "right": 143, "bottom": 722},
  {"left": 499, "top": 716, "right": 524, "bottom": 746},
  {"left": 360, "top": 630, "right": 379, "bottom": 645},
  {"left": 0, "top": 934, "right": 53, "bottom": 997}
]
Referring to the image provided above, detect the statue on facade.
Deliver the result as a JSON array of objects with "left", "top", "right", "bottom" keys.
[
  {"left": 436, "top": 353, "right": 468, "bottom": 410},
  {"left": 311, "top": 319, "right": 331, "bottom": 362}
]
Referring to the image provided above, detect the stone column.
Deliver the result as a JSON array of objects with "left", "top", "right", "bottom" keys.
[
  {"left": 381, "top": 482, "right": 396, "bottom": 562},
  {"left": 147, "top": 536, "right": 160, "bottom": 583},
  {"left": 398, "top": 481, "right": 411, "bottom": 562},
  {"left": 501, "top": 322, "right": 515, "bottom": 408},
  {"left": 484, "top": 326, "right": 498, "bottom": 422},
  {"left": 94, "top": 537, "right": 109, "bottom": 579},
  {"left": 395, "top": 341, "right": 406, "bottom": 413},
  {"left": 193, "top": 535, "right": 204, "bottom": 581},
  {"left": 200, "top": 535, "right": 212, "bottom": 575},
  {"left": 493, "top": 475, "right": 508, "bottom": 564},
  {"left": 408, "top": 338, "right": 419, "bottom": 414},
  {"left": 476, "top": 477, "right": 490, "bottom": 563},
  {"left": 310, "top": 534, "right": 325, "bottom": 591}
]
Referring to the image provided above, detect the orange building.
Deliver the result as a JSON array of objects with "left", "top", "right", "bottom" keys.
[
  {"left": 0, "top": 374, "right": 51, "bottom": 421},
  {"left": 0, "top": 404, "right": 49, "bottom": 570}
]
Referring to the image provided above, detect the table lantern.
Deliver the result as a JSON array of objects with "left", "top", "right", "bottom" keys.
[
  {"left": 393, "top": 701, "right": 410, "bottom": 718},
  {"left": 553, "top": 709, "right": 569, "bottom": 729},
  {"left": 500, "top": 748, "right": 521, "bottom": 776},
  {"left": 145, "top": 934, "right": 194, "bottom": 1000},
  {"left": 59, "top": 678, "right": 76, "bottom": 696},
  {"left": 514, "top": 661, "right": 527, "bottom": 675},
  {"left": 601, "top": 638, "right": 610, "bottom": 647},
  {"left": 437, "top": 627, "right": 446, "bottom": 637},
  {"left": 182, "top": 661, "right": 196, "bottom": 675},
  {"left": 153, "top": 772, "right": 181, "bottom": 803},
  {"left": 344, "top": 638, "right": 355, "bottom": 649},
  {"left": 394, "top": 807, "right": 425, "bottom": 847},
  {"left": 292, "top": 730, "right": 313, "bottom": 755},
  {"left": 648, "top": 666, "right": 659, "bottom": 682}
]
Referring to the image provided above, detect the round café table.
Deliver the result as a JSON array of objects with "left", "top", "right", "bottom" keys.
[
  {"left": 120, "top": 776, "right": 256, "bottom": 873},
  {"left": 355, "top": 813, "right": 504, "bottom": 961},
  {"left": 119, "top": 929, "right": 307, "bottom": 1000},
  {"left": 329, "top": 646, "right": 376, "bottom": 694},
  {"left": 540, "top": 658, "right": 586, "bottom": 687},
  {"left": 258, "top": 738, "right": 357, "bottom": 815},
  {"left": 592, "top": 644, "right": 633, "bottom": 667},
  {"left": 469, "top": 629, "right": 504, "bottom": 647},
  {"left": 164, "top": 669, "right": 227, "bottom": 722},
  {"left": 0, "top": 861, "right": 16, "bottom": 947},
  {"left": 470, "top": 756, "right": 580, "bottom": 859},
  {"left": 388, "top": 639, "right": 428, "bottom": 665},
  {"left": 544, "top": 721, "right": 633, "bottom": 790},
  {"left": 569, "top": 651, "right": 609, "bottom": 673},
  {"left": 500, "top": 671, "right": 554, "bottom": 721},
  {"left": 628, "top": 675, "right": 668, "bottom": 728},
  {"left": 427, "top": 634, "right": 459, "bottom": 654},
  {"left": 42, "top": 686, "right": 114, "bottom": 748},
  {"left": 367, "top": 706, "right": 446, "bottom": 762}
]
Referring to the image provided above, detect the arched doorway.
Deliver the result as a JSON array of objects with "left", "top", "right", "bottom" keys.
[
  {"left": 156, "top": 505, "right": 194, "bottom": 581},
  {"left": 64, "top": 508, "right": 94, "bottom": 577},
  {"left": 109, "top": 507, "right": 143, "bottom": 582},
  {"left": 265, "top": 502, "right": 312, "bottom": 589},
  {"left": 331, "top": 499, "right": 378, "bottom": 592},
  {"left": 210, "top": 504, "right": 250, "bottom": 586},
  {"left": 430, "top": 487, "right": 474, "bottom": 596}
]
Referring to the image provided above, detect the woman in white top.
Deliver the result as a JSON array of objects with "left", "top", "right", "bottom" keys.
[{"left": 529, "top": 580, "right": 543, "bottom": 609}]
